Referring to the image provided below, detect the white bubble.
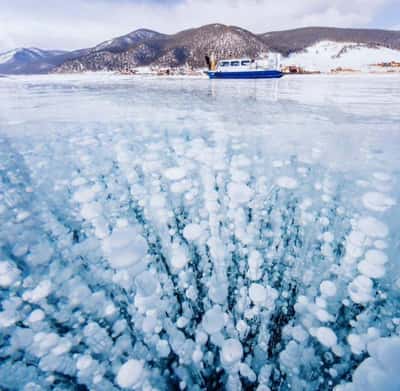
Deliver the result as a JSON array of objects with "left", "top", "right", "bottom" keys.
[
  {"left": 221, "top": 339, "right": 243, "bottom": 366},
  {"left": 316, "top": 327, "right": 337, "bottom": 348},
  {"left": 22, "top": 280, "right": 52, "bottom": 303},
  {"left": 202, "top": 306, "right": 225, "bottom": 334},
  {"left": 249, "top": 283, "right": 267, "bottom": 306},
  {"left": 183, "top": 223, "right": 203, "bottom": 241},
  {"left": 320, "top": 280, "right": 337, "bottom": 297},
  {"left": 227, "top": 182, "right": 253, "bottom": 204},
  {"left": 362, "top": 192, "right": 395, "bottom": 212},
  {"left": 348, "top": 275, "right": 373, "bottom": 304},
  {"left": 357, "top": 250, "right": 388, "bottom": 279},
  {"left": 164, "top": 167, "right": 186, "bottom": 181},
  {"left": 116, "top": 359, "right": 144, "bottom": 389},
  {"left": 102, "top": 226, "right": 148, "bottom": 269},
  {"left": 171, "top": 244, "right": 189, "bottom": 270},
  {"left": 276, "top": 176, "right": 298, "bottom": 189},
  {"left": 0, "top": 261, "right": 20, "bottom": 288},
  {"left": 358, "top": 216, "right": 389, "bottom": 238}
]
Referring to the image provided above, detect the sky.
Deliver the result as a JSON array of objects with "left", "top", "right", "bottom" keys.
[{"left": 0, "top": 0, "right": 399, "bottom": 52}]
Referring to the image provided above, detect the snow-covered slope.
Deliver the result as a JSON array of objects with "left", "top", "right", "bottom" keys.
[
  {"left": 0, "top": 49, "right": 19, "bottom": 64},
  {"left": 281, "top": 41, "right": 400, "bottom": 72}
]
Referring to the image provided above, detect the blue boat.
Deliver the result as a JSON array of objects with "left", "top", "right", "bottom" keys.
[{"left": 205, "top": 57, "right": 283, "bottom": 79}]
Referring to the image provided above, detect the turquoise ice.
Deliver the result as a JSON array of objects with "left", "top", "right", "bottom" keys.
[{"left": 0, "top": 74, "right": 399, "bottom": 390}]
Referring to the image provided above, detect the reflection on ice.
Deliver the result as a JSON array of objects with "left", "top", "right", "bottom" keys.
[{"left": 0, "top": 74, "right": 399, "bottom": 390}]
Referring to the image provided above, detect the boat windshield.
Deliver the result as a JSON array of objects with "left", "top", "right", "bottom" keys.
[
  {"left": 219, "top": 61, "right": 230, "bottom": 67},
  {"left": 241, "top": 60, "right": 251, "bottom": 66}
]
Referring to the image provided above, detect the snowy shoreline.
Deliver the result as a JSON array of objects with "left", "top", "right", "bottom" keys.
[{"left": 1, "top": 70, "right": 400, "bottom": 83}]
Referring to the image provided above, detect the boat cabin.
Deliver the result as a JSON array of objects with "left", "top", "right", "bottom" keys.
[
  {"left": 217, "top": 58, "right": 254, "bottom": 70},
  {"left": 205, "top": 54, "right": 283, "bottom": 79}
]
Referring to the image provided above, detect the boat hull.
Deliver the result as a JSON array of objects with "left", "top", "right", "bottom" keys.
[{"left": 206, "top": 70, "right": 283, "bottom": 79}]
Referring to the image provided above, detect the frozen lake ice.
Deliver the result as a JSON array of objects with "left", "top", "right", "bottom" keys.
[{"left": 0, "top": 74, "right": 399, "bottom": 390}]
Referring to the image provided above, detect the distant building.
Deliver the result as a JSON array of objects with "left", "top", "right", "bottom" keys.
[{"left": 281, "top": 65, "right": 305, "bottom": 74}]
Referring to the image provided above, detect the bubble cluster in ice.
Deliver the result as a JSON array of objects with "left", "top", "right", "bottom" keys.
[
  {"left": 348, "top": 275, "right": 373, "bottom": 304},
  {"left": 357, "top": 249, "right": 388, "bottom": 279},
  {"left": 0, "top": 109, "right": 398, "bottom": 391}
]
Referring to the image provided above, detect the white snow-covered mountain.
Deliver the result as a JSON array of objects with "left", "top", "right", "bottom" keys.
[
  {"left": 2, "top": 25, "right": 400, "bottom": 74},
  {"left": 0, "top": 48, "right": 67, "bottom": 74},
  {"left": 93, "top": 29, "right": 165, "bottom": 52},
  {"left": 281, "top": 41, "right": 400, "bottom": 72},
  {"left": 54, "top": 25, "right": 400, "bottom": 73}
]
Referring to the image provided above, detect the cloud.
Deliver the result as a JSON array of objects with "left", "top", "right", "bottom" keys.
[{"left": 0, "top": 0, "right": 392, "bottom": 51}]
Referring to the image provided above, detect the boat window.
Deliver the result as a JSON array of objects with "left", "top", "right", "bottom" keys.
[
  {"left": 230, "top": 61, "right": 240, "bottom": 66},
  {"left": 241, "top": 60, "right": 251, "bottom": 66},
  {"left": 219, "top": 61, "right": 230, "bottom": 67}
]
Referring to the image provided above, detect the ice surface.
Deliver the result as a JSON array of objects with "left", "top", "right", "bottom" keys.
[{"left": 0, "top": 74, "right": 399, "bottom": 390}]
